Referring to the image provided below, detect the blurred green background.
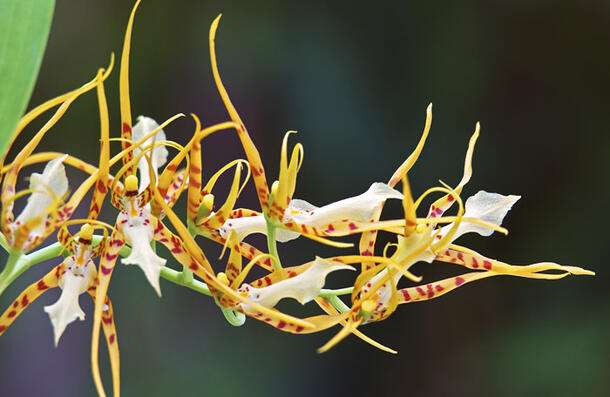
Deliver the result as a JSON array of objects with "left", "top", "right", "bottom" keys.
[{"left": 1, "top": 0, "right": 609, "bottom": 396}]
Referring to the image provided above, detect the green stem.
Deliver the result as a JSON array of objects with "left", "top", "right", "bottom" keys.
[
  {"left": 0, "top": 236, "right": 115, "bottom": 297},
  {"left": 265, "top": 220, "right": 282, "bottom": 272},
  {"left": 327, "top": 295, "right": 351, "bottom": 313},
  {"left": 181, "top": 220, "right": 198, "bottom": 284},
  {"left": 319, "top": 286, "right": 353, "bottom": 298},
  {"left": 0, "top": 233, "right": 10, "bottom": 252},
  {"left": 0, "top": 250, "right": 23, "bottom": 296},
  {"left": 159, "top": 266, "right": 211, "bottom": 296},
  {"left": 219, "top": 306, "right": 246, "bottom": 326}
]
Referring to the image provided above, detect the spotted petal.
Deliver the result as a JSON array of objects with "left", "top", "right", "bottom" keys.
[
  {"left": 44, "top": 257, "right": 96, "bottom": 346},
  {"left": 219, "top": 213, "right": 299, "bottom": 242},
  {"left": 285, "top": 182, "right": 403, "bottom": 228},
  {"left": 237, "top": 257, "right": 354, "bottom": 313},
  {"left": 120, "top": 213, "right": 166, "bottom": 296},
  {"left": 15, "top": 154, "right": 68, "bottom": 227}
]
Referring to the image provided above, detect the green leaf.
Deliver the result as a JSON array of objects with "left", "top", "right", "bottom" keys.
[{"left": 0, "top": 0, "right": 56, "bottom": 160}]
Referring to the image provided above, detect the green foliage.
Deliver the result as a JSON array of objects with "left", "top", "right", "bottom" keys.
[{"left": 0, "top": 0, "right": 55, "bottom": 159}]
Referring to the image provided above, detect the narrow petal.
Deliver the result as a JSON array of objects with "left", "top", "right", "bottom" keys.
[
  {"left": 88, "top": 69, "right": 110, "bottom": 221},
  {"left": 118, "top": 0, "right": 141, "bottom": 177},
  {"left": 153, "top": 188, "right": 315, "bottom": 330},
  {"left": 86, "top": 288, "right": 120, "bottom": 397},
  {"left": 0, "top": 263, "right": 63, "bottom": 336},
  {"left": 361, "top": 103, "right": 432, "bottom": 272},
  {"left": 237, "top": 257, "right": 354, "bottom": 313},
  {"left": 224, "top": 231, "right": 242, "bottom": 284},
  {"left": 163, "top": 168, "right": 187, "bottom": 209},
  {"left": 209, "top": 15, "right": 271, "bottom": 212},
  {"left": 91, "top": 229, "right": 124, "bottom": 397},
  {"left": 205, "top": 229, "right": 273, "bottom": 272},
  {"left": 426, "top": 122, "right": 479, "bottom": 219},
  {"left": 314, "top": 297, "right": 397, "bottom": 354},
  {"left": 201, "top": 162, "right": 244, "bottom": 230}
]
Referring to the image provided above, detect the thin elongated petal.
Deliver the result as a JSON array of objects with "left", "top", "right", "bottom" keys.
[
  {"left": 91, "top": 229, "right": 124, "bottom": 397},
  {"left": 426, "top": 123, "right": 479, "bottom": 219},
  {"left": 186, "top": 116, "right": 203, "bottom": 222},
  {"left": 118, "top": 0, "right": 141, "bottom": 178},
  {"left": 152, "top": 218, "right": 205, "bottom": 275},
  {"left": 163, "top": 168, "right": 187, "bottom": 209},
  {"left": 397, "top": 272, "right": 496, "bottom": 304},
  {"left": 0, "top": 263, "right": 64, "bottom": 336},
  {"left": 57, "top": 226, "right": 77, "bottom": 256},
  {"left": 436, "top": 245, "right": 595, "bottom": 276},
  {"left": 209, "top": 15, "right": 270, "bottom": 212},
  {"left": 314, "top": 297, "right": 397, "bottom": 354},
  {"left": 204, "top": 229, "right": 273, "bottom": 272},
  {"left": 361, "top": 104, "right": 432, "bottom": 271},
  {"left": 44, "top": 258, "right": 96, "bottom": 346},
  {"left": 1, "top": 55, "right": 114, "bottom": 175},
  {"left": 153, "top": 189, "right": 315, "bottom": 330},
  {"left": 88, "top": 69, "right": 111, "bottom": 220},
  {"left": 317, "top": 317, "right": 364, "bottom": 354},
  {"left": 270, "top": 132, "right": 303, "bottom": 221},
  {"left": 200, "top": 162, "right": 243, "bottom": 230},
  {"left": 237, "top": 257, "right": 354, "bottom": 313},
  {"left": 241, "top": 309, "right": 349, "bottom": 334},
  {"left": 86, "top": 288, "right": 120, "bottom": 397},
  {"left": 224, "top": 231, "right": 242, "bottom": 284}
]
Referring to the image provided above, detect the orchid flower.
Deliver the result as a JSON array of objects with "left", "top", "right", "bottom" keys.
[
  {"left": 317, "top": 109, "right": 594, "bottom": 353},
  {"left": 0, "top": 61, "right": 114, "bottom": 255},
  {"left": 207, "top": 16, "right": 408, "bottom": 254},
  {"left": 219, "top": 182, "right": 403, "bottom": 243},
  {"left": 0, "top": 222, "right": 120, "bottom": 394},
  {"left": 6, "top": 155, "right": 68, "bottom": 252}
]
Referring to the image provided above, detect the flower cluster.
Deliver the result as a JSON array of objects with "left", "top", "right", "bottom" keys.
[{"left": 0, "top": 2, "right": 593, "bottom": 396}]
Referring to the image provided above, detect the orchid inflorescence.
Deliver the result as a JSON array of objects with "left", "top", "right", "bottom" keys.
[{"left": 0, "top": 1, "right": 594, "bottom": 396}]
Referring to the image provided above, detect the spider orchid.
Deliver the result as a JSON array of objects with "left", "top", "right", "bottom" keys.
[
  {"left": 203, "top": 230, "right": 352, "bottom": 331},
  {"left": 0, "top": 221, "right": 120, "bottom": 394},
  {"left": 207, "top": 16, "right": 409, "bottom": 254},
  {"left": 0, "top": 60, "right": 114, "bottom": 255},
  {"left": 98, "top": 1, "right": 236, "bottom": 297},
  {"left": 317, "top": 110, "right": 594, "bottom": 353}
]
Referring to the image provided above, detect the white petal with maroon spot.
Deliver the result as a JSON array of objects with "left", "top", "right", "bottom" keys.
[
  {"left": 237, "top": 257, "right": 354, "bottom": 314},
  {"left": 119, "top": 210, "right": 166, "bottom": 296},
  {"left": 14, "top": 155, "right": 69, "bottom": 246},
  {"left": 44, "top": 256, "right": 95, "bottom": 346},
  {"left": 284, "top": 182, "right": 403, "bottom": 227}
]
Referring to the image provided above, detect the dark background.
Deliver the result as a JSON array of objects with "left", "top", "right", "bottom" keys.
[{"left": 1, "top": 1, "right": 608, "bottom": 396}]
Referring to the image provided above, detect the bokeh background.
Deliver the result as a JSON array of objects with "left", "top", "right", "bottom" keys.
[{"left": 1, "top": 0, "right": 609, "bottom": 396}]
